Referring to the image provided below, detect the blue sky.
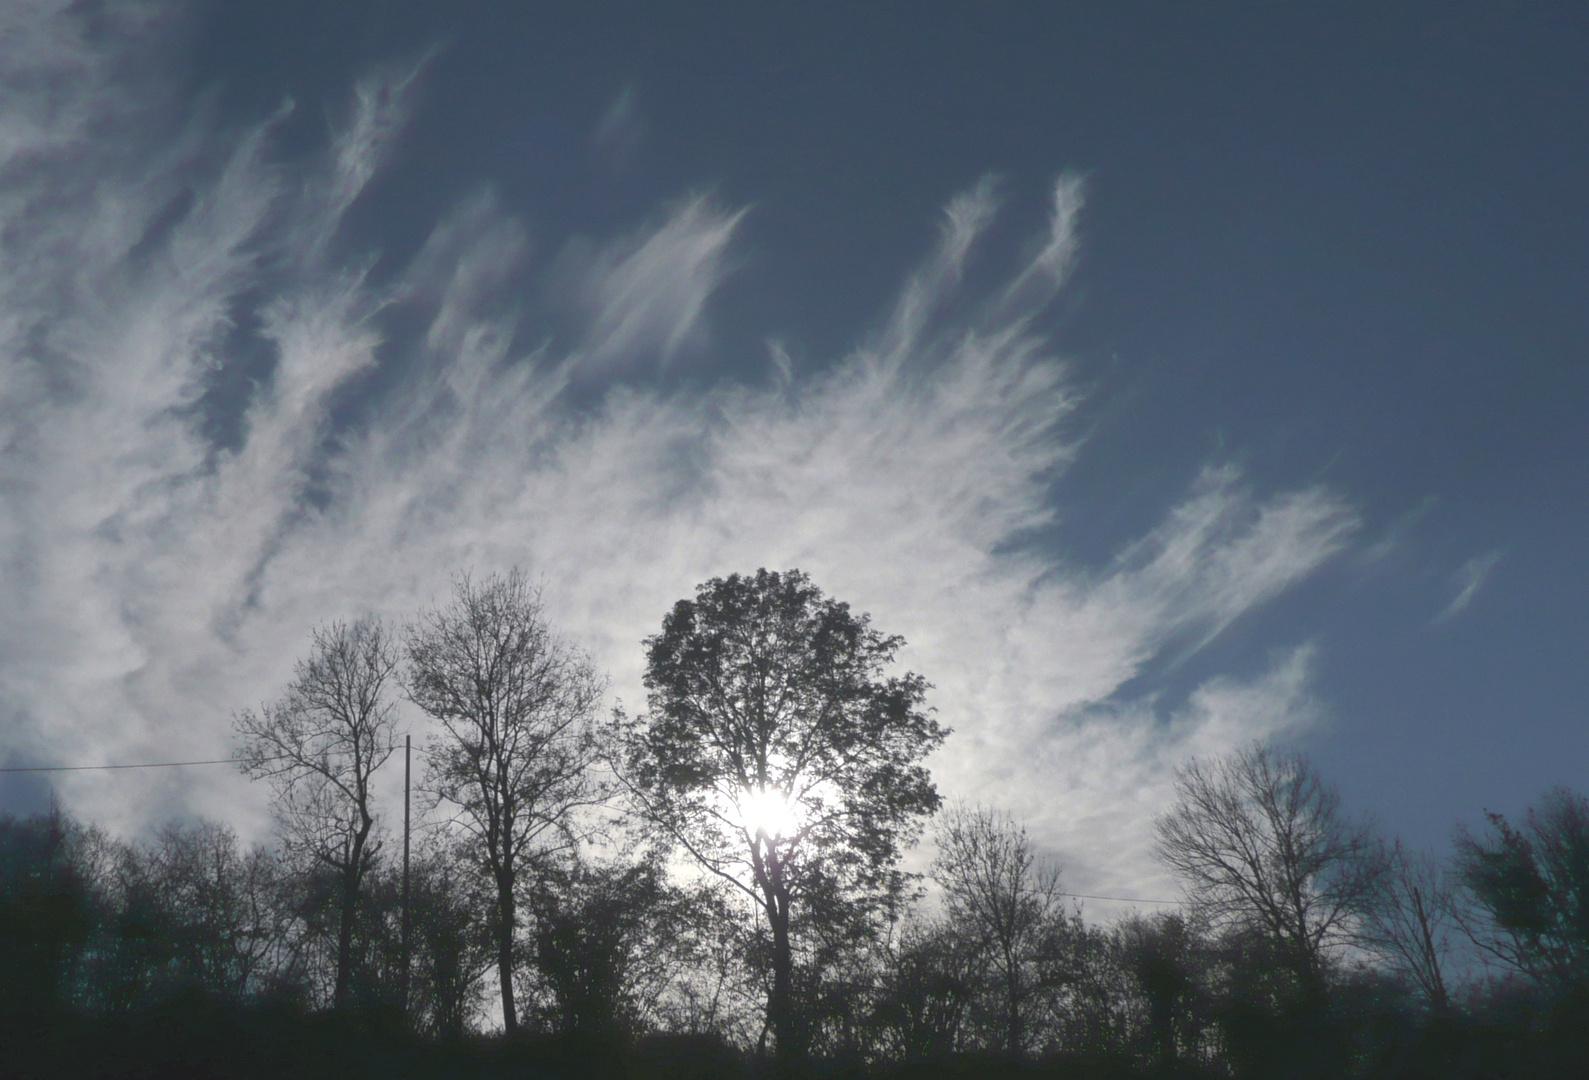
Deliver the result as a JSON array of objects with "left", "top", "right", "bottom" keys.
[{"left": 1, "top": 1, "right": 1584, "bottom": 907}]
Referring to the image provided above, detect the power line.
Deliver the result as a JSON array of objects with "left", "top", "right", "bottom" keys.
[
  {"left": 0, "top": 756, "right": 278, "bottom": 773},
  {"left": 1057, "top": 891, "right": 1178, "bottom": 905}
]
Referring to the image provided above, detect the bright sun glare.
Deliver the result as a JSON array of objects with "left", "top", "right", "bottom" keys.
[{"left": 740, "top": 786, "right": 801, "bottom": 841}]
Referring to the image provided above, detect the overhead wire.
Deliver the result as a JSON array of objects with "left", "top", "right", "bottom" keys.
[
  {"left": 0, "top": 755, "right": 284, "bottom": 773},
  {"left": 1056, "top": 891, "right": 1177, "bottom": 905}
]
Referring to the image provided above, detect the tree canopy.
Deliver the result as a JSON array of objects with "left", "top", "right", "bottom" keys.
[
  {"left": 618, "top": 568, "right": 947, "bottom": 1059},
  {"left": 1454, "top": 786, "right": 1589, "bottom": 992}
]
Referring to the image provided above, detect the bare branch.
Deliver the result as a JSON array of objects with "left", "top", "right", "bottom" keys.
[
  {"left": 232, "top": 616, "right": 401, "bottom": 1008},
  {"left": 405, "top": 568, "right": 609, "bottom": 1033}
]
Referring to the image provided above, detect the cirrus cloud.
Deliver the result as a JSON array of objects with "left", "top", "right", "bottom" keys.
[{"left": 0, "top": 1, "right": 1357, "bottom": 900}]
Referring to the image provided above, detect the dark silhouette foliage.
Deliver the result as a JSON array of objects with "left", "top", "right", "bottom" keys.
[
  {"left": 1454, "top": 786, "right": 1589, "bottom": 992},
  {"left": 618, "top": 568, "right": 947, "bottom": 1061},
  {"left": 5, "top": 576, "right": 1589, "bottom": 1079}
]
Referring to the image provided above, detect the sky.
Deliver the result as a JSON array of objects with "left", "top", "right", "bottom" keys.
[{"left": 1, "top": 0, "right": 1585, "bottom": 911}]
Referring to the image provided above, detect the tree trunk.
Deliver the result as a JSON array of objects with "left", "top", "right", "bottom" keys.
[
  {"left": 334, "top": 871, "right": 357, "bottom": 1008},
  {"left": 1411, "top": 889, "right": 1450, "bottom": 1013},
  {"left": 334, "top": 826, "right": 370, "bottom": 1009},
  {"left": 497, "top": 874, "right": 518, "bottom": 1034},
  {"left": 769, "top": 896, "right": 796, "bottom": 1062},
  {"left": 1005, "top": 946, "right": 1023, "bottom": 1057}
]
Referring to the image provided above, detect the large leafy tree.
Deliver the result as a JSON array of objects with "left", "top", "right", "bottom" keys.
[{"left": 618, "top": 568, "right": 947, "bottom": 1061}]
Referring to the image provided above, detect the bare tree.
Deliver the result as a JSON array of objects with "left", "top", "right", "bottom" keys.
[
  {"left": 147, "top": 821, "right": 285, "bottom": 1000},
  {"left": 405, "top": 570, "right": 607, "bottom": 1034},
  {"left": 235, "top": 617, "right": 401, "bottom": 1008},
  {"left": 1363, "top": 840, "right": 1457, "bottom": 1012},
  {"left": 931, "top": 803, "right": 1066, "bottom": 1056},
  {"left": 1153, "top": 744, "right": 1384, "bottom": 1000}
]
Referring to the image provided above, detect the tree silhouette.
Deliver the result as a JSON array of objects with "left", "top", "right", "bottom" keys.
[
  {"left": 1115, "top": 911, "right": 1209, "bottom": 1068},
  {"left": 1363, "top": 840, "right": 1457, "bottom": 1012},
  {"left": 1455, "top": 786, "right": 1589, "bottom": 992},
  {"left": 235, "top": 617, "right": 401, "bottom": 1009},
  {"left": 617, "top": 568, "right": 946, "bottom": 1061},
  {"left": 1153, "top": 744, "right": 1383, "bottom": 1002},
  {"left": 525, "top": 853, "right": 707, "bottom": 1036},
  {"left": 871, "top": 916, "right": 979, "bottom": 1059},
  {"left": 406, "top": 570, "right": 607, "bottom": 1034},
  {"left": 931, "top": 803, "right": 1065, "bottom": 1056},
  {"left": 141, "top": 822, "right": 283, "bottom": 1000},
  {"left": 0, "top": 810, "right": 91, "bottom": 1025}
]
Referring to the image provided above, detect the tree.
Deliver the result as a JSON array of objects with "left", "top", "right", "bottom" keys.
[
  {"left": 1153, "top": 744, "right": 1383, "bottom": 1001},
  {"left": 0, "top": 811, "right": 92, "bottom": 1025},
  {"left": 1454, "top": 786, "right": 1589, "bottom": 993},
  {"left": 144, "top": 821, "right": 284, "bottom": 1000},
  {"left": 236, "top": 616, "right": 400, "bottom": 1008},
  {"left": 525, "top": 853, "right": 707, "bottom": 1036},
  {"left": 406, "top": 569, "right": 607, "bottom": 1034},
  {"left": 394, "top": 833, "right": 495, "bottom": 1038},
  {"left": 871, "top": 915, "right": 980, "bottom": 1060},
  {"left": 1363, "top": 840, "right": 1457, "bottom": 1012},
  {"left": 930, "top": 803, "right": 1066, "bottom": 1056},
  {"left": 1114, "top": 912, "right": 1211, "bottom": 1069},
  {"left": 617, "top": 568, "right": 947, "bottom": 1061}
]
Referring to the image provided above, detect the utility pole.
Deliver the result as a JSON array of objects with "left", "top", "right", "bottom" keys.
[{"left": 401, "top": 733, "right": 411, "bottom": 1017}]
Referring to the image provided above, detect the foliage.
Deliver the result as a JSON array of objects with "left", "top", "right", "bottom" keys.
[
  {"left": 870, "top": 916, "right": 980, "bottom": 1060},
  {"left": 522, "top": 853, "right": 717, "bottom": 1037},
  {"left": 617, "top": 568, "right": 947, "bottom": 1059},
  {"left": 400, "top": 837, "right": 496, "bottom": 1037},
  {"left": 0, "top": 811, "right": 91, "bottom": 1025},
  {"left": 1454, "top": 785, "right": 1589, "bottom": 992},
  {"left": 1113, "top": 912, "right": 1214, "bottom": 1067}
]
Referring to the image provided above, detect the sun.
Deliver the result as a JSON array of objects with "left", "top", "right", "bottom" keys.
[{"left": 739, "top": 785, "right": 801, "bottom": 841}]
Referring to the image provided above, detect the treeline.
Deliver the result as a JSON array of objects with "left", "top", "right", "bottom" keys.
[{"left": 2, "top": 568, "right": 1586, "bottom": 1079}]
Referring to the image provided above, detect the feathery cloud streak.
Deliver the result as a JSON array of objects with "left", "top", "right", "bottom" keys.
[
  {"left": 1434, "top": 551, "right": 1503, "bottom": 625},
  {"left": 0, "top": 3, "right": 1357, "bottom": 896}
]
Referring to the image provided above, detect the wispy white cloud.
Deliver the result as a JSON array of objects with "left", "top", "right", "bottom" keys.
[
  {"left": 322, "top": 55, "right": 434, "bottom": 234},
  {"left": 592, "top": 84, "right": 643, "bottom": 171},
  {"left": 573, "top": 197, "right": 745, "bottom": 375},
  {"left": 1434, "top": 551, "right": 1502, "bottom": 625},
  {"left": 1357, "top": 494, "right": 1437, "bottom": 566},
  {"left": 0, "top": 4, "right": 1357, "bottom": 894}
]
